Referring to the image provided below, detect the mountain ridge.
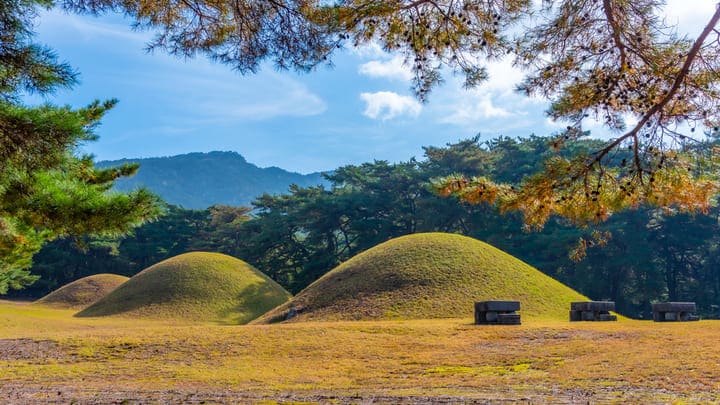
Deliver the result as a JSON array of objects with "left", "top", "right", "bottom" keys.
[{"left": 98, "top": 151, "right": 329, "bottom": 209}]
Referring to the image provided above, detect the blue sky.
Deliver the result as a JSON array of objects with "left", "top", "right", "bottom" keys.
[{"left": 32, "top": 1, "right": 714, "bottom": 173}]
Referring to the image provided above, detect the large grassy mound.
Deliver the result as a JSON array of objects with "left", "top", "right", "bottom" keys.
[
  {"left": 77, "top": 252, "right": 291, "bottom": 324},
  {"left": 255, "top": 233, "right": 587, "bottom": 323},
  {"left": 34, "top": 274, "right": 129, "bottom": 310}
]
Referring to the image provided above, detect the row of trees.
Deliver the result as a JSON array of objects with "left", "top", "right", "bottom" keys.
[
  {"left": 59, "top": 0, "right": 720, "bottom": 227},
  {"left": 14, "top": 136, "right": 720, "bottom": 319}
]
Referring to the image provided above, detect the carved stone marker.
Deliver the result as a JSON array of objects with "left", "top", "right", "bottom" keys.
[
  {"left": 569, "top": 301, "right": 617, "bottom": 322},
  {"left": 474, "top": 301, "right": 521, "bottom": 325},
  {"left": 652, "top": 302, "right": 700, "bottom": 322}
]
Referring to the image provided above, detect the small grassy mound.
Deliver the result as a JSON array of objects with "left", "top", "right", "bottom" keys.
[
  {"left": 255, "top": 233, "right": 587, "bottom": 323},
  {"left": 76, "top": 252, "right": 291, "bottom": 324},
  {"left": 34, "top": 274, "right": 129, "bottom": 310}
]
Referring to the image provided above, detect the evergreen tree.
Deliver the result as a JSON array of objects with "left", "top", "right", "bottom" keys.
[{"left": 0, "top": 0, "right": 160, "bottom": 293}]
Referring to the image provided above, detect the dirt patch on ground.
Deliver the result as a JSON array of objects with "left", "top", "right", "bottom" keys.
[
  {"left": 0, "top": 383, "right": 538, "bottom": 404},
  {"left": 0, "top": 339, "right": 72, "bottom": 363}
]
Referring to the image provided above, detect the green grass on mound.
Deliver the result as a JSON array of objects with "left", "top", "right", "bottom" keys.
[
  {"left": 254, "top": 233, "right": 587, "bottom": 323},
  {"left": 76, "top": 252, "right": 291, "bottom": 324},
  {"left": 34, "top": 274, "right": 129, "bottom": 310}
]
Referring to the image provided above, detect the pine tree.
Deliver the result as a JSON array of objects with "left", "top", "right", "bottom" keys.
[{"left": 0, "top": 0, "right": 161, "bottom": 293}]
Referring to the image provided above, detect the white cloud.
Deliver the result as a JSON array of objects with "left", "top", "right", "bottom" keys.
[
  {"left": 425, "top": 53, "right": 542, "bottom": 130},
  {"left": 349, "top": 42, "right": 388, "bottom": 59},
  {"left": 439, "top": 92, "right": 511, "bottom": 125},
  {"left": 359, "top": 55, "right": 413, "bottom": 82},
  {"left": 360, "top": 91, "right": 422, "bottom": 120},
  {"left": 483, "top": 57, "right": 525, "bottom": 94}
]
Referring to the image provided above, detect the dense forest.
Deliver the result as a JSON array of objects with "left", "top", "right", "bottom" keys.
[{"left": 11, "top": 136, "right": 720, "bottom": 319}]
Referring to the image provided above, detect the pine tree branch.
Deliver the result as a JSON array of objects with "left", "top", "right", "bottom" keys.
[
  {"left": 603, "top": 0, "right": 627, "bottom": 69},
  {"left": 590, "top": 4, "right": 720, "bottom": 172}
]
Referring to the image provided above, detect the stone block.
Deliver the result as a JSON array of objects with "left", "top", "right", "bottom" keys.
[
  {"left": 652, "top": 302, "right": 700, "bottom": 322},
  {"left": 684, "top": 314, "right": 700, "bottom": 322},
  {"left": 652, "top": 302, "right": 696, "bottom": 313},
  {"left": 569, "top": 302, "right": 617, "bottom": 321},
  {"left": 484, "top": 311, "right": 499, "bottom": 322},
  {"left": 475, "top": 300, "right": 520, "bottom": 312},
  {"left": 581, "top": 311, "right": 596, "bottom": 321},
  {"left": 570, "top": 301, "right": 615, "bottom": 312},
  {"left": 497, "top": 313, "right": 521, "bottom": 325}
]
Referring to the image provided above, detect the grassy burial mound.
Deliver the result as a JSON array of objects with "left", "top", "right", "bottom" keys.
[
  {"left": 77, "top": 252, "right": 291, "bottom": 324},
  {"left": 255, "top": 233, "right": 587, "bottom": 323},
  {"left": 34, "top": 274, "right": 130, "bottom": 310}
]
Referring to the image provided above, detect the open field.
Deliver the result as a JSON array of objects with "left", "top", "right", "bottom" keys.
[{"left": 1, "top": 300, "right": 719, "bottom": 403}]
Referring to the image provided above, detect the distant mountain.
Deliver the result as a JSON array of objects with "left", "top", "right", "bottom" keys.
[{"left": 98, "top": 151, "right": 329, "bottom": 209}]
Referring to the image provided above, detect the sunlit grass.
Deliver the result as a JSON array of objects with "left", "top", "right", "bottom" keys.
[
  {"left": 1, "top": 300, "right": 718, "bottom": 402},
  {"left": 76, "top": 252, "right": 291, "bottom": 324},
  {"left": 34, "top": 274, "right": 129, "bottom": 309},
  {"left": 257, "top": 233, "right": 588, "bottom": 323}
]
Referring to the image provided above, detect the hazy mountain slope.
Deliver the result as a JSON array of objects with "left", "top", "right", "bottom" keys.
[{"left": 98, "top": 151, "right": 328, "bottom": 208}]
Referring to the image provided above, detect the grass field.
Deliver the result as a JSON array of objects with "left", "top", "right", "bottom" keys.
[{"left": 1, "top": 300, "right": 719, "bottom": 403}]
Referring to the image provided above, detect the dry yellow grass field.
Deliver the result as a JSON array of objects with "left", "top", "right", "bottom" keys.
[{"left": 1, "top": 300, "right": 719, "bottom": 403}]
